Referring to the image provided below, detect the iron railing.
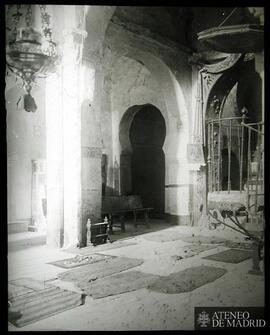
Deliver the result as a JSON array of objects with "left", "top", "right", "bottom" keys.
[
  {"left": 243, "top": 121, "right": 264, "bottom": 216},
  {"left": 207, "top": 116, "right": 264, "bottom": 215}
]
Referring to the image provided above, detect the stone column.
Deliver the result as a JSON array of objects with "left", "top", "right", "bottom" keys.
[
  {"left": 80, "top": 59, "right": 103, "bottom": 247},
  {"left": 81, "top": 101, "right": 103, "bottom": 246},
  {"left": 165, "top": 157, "right": 191, "bottom": 225},
  {"left": 99, "top": 64, "right": 114, "bottom": 195},
  {"left": 81, "top": 144, "right": 102, "bottom": 246},
  {"left": 62, "top": 26, "right": 87, "bottom": 248},
  {"left": 46, "top": 72, "right": 64, "bottom": 248},
  {"left": 46, "top": 6, "right": 88, "bottom": 248}
]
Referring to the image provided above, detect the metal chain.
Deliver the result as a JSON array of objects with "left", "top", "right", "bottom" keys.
[
  {"left": 39, "top": 5, "right": 52, "bottom": 41},
  {"left": 25, "top": 5, "right": 32, "bottom": 27},
  {"left": 40, "top": 5, "right": 50, "bottom": 31},
  {"left": 39, "top": 4, "right": 57, "bottom": 58},
  {"left": 10, "top": 5, "right": 22, "bottom": 42}
]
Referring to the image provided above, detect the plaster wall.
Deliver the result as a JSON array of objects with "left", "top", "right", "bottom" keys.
[
  {"left": 110, "top": 56, "right": 166, "bottom": 183},
  {"left": 6, "top": 76, "right": 46, "bottom": 225}
]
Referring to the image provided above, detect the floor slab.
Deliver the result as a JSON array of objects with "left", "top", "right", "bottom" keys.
[{"left": 8, "top": 219, "right": 265, "bottom": 331}]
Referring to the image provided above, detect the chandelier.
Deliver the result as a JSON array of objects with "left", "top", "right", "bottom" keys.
[{"left": 6, "top": 5, "right": 59, "bottom": 112}]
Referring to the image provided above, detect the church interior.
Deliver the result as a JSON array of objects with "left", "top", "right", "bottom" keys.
[{"left": 6, "top": 5, "right": 265, "bottom": 331}]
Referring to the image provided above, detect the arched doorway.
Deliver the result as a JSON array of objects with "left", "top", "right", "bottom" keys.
[{"left": 120, "top": 104, "right": 166, "bottom": 218}]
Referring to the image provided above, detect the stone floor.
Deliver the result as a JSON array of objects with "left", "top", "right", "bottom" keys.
[{"left": 8, "top": 219, "right": 265, "bottom": 331}]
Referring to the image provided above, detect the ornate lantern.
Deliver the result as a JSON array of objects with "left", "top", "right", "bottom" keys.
[{"left": 6, "top": 5, "right": 59, "bottom": 112}]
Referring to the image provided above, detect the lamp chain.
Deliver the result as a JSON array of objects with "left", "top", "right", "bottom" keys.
[
  {"left": 25, "top": 5, "right": 32, "bottom": 27},
  {"left": 40, "top": 5, "right": 51, "bottom": 39},
  {"left": 39, "top": 5, "right": 57, "bottom": 58},
  {"left": 11, "top": 5, "right": 22, "bottom": 42}
]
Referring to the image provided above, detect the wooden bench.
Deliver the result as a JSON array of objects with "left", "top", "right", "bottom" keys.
[
  {"left": 102, "top": 195, "right": 153, "bottom": 233},
  {"left": 87, "top": 218, "right": 111, "bottom": 246}
]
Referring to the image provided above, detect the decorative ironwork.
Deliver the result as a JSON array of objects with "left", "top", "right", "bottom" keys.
[
  {"left": 210, "top": 95, "right": 221, "bottom": 115},
  {"left": 6, "top": 5, "right": 59, "bottom": 112},
  {"left": 207, "top": 119, "right": 264, "bottom": 274},
  {"left": 207, "top": 116, "right": 264, "bottom": 217},
  {"left": 201, "top": 71, "right": 215, "bottom": 88},
  {"left": 207, "top": 116, "right": 246, "bottom": 193}
]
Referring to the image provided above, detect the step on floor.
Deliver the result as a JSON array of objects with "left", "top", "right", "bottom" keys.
[{"left": 9, "top": 286, "right": 84, "bottom": 328}]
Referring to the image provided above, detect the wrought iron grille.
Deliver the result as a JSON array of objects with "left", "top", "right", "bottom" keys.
[{"left": 206, "top": 116, "right": 264, "bottom": 215}]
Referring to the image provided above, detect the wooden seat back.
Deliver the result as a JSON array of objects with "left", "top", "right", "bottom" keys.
[{"left": 102, "top": 195, "right": 143, "bottom": 213}]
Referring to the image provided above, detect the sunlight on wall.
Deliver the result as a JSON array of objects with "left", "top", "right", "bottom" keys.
[
  {"left": 62, "top": 59, "right": 81, "bottom": 248},
  {"left": 79, "top": 63, "right": 95, "bottom": 103},
  {"left": 46, "top": 72, "right": 64, "bottom": 246}
]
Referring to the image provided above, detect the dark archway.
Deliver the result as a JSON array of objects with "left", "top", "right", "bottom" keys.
[
  {"left": 120, "top": 104, "right": 166, "bottom": 217},
  {"left": 130, "top": 105, "right": 166, "bottom": 217}
]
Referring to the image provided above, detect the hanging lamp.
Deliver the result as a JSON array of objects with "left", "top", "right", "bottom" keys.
[{"left": 6, "top": 5, "right": 59, "bottom": 112}]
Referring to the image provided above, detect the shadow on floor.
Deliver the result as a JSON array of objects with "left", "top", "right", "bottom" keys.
[
  {"left": 106, "top": 218, "right": 174, "bottom": 243},
  {"left": 8, "top": 219, "right": 174, "bottom": 252}
]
